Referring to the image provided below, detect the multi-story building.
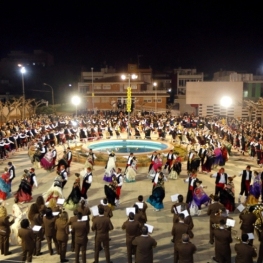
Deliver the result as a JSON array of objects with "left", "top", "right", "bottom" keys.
[
  {"left": 78, "top": 64, "right": 170, "bottom": 112},
  {"left": 186, "top": 71, "right": 263, "bottom": 121}
]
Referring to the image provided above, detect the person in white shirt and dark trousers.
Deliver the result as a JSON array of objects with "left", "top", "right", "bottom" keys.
[
  {"left": 238, "top": 165, "right": 252, "bottom": 203},
  {"left": 59, "top": 165, "right": 68, "bottom": 189},
  {"left": 210, "top": 168, "right": 228, "bottom": 198}
]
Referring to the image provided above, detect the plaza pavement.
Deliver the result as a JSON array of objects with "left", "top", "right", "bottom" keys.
[{"left": 0, "top": 142, "right": 261, "bottom": 263}]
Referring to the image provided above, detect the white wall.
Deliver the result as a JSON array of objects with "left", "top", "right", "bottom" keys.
[{"left": 186, "top": 81, "right": 243, "bottom": 105}]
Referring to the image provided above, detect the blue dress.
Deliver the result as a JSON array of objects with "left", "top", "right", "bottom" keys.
[{"left": 147, "top": 183, "right": 165, "bottom": 210}]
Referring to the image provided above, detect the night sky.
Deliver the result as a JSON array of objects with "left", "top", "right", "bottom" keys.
[{"left": 1, "top": 1, "right": 263, "bottom": 75}]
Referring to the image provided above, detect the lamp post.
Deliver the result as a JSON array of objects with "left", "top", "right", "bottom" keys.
[
  {"left": 153, "top": 82, "right": 157, "bottom": 113},
  {"left": 121, "top": 74, "right": 138, "bottom": 139},
  {"left": 18, "top": 65, "right": 26, "bottom": 120},
  {"left": 91, "top": 67, "right": 94, "bottom": 111},
  {"left": 71, "top": 95, "right": 81, "bottom": 117},
  {"left": 220, "top": 96, "right": 232, "bottom": 124},
  {"left": 43, "top": 83, "right": 55, "bottom": 113}
]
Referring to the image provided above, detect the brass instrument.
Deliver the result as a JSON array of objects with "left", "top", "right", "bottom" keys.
[
  {"left": 234, "top": 236, "right": 257, "bottom": 251},
  {"left": 211, "top": 224, "right": 237, "bottom": 235}
]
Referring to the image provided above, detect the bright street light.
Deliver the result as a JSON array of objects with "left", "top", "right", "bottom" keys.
[
  {"left": 220, "top": 96, "right": 232, "bottom": 123},
  {"left": 220, "top": 96, "right": 233, "bottom": 108},
  {"left": 71, "top": 95, "right": 81, "bottom": 116}
]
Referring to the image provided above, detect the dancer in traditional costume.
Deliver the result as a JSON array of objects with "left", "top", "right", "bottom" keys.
[
  {"left": 192, "top": 179, "right": 210, "bottom": 215},
  {"left": 246, "top": 171, "right": 261, "bottom": 205},
  {"left": 14, "top": 174, "right": 32, "bottom": 203},
  {"left": 103, "top": 151, "right": 116, "bottom": 182},
  {"left": 9, "top": 198, "right": 28, "bottom": 245},
  {"left": 43, "top": 175, "right": 63, "bottom": 202},
  {"left": 168, "top": 158, "right": 182, "bottom": 180},
  {"left": 40, "top": 148, "right": 53, "bottom": 170},
  {"left": 104, "top": 175, "right": 118, "bottom": 209},
  {"left": 0, "top": 168, "right": 10, "bottom": 201},
  {"left": 125, "top": 157, "right": 137, "bottom": 183},
  {"left": 64, "top": 173, "right": 82, "bottom": 210},
  {"left": 147, "top": 172, "right": 165, "bottom": 211},
  {"left": 220, "top": 176, "right": 236, "bottom": 212}
]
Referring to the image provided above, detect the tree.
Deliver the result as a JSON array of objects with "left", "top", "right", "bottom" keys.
[{"left": 3, "top": 97, "right": 23, "bottom": 121}]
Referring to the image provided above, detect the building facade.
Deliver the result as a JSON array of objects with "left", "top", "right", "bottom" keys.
[{"left": 78, "top": 64, "right": 170, "bottom": 112}]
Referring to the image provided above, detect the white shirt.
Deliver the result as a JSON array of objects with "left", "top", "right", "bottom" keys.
[
  {"left": 212, "top": 173, "right": 226, "bottom": 183},
  {"left": 85, "top": 173, "right": 93, "bottom": 184},
  {"left": 116, "top": 173, "right": 123, "bottom": 186},
  {"left": 239, "top": 170, "right": 250, "bottom": 180}
]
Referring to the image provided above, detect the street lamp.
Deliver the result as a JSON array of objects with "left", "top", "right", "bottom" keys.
[
  {"left": 18, "top": 65, "right": 26, "bottom": 119},
  {"left": 220, "top": 96, "right": 232, "bottom": 124},
  {"left": 153, "top": 82, "right": 157, "bottom": 113},
  {"left": 71, "top": 95, "right": 81, "bottom": 116},
  {"left": 121, "top": 74, "right": 138, "bottom": 139},
  {"left": 43, "top": 83, "right": 55, "bottom": 113}
]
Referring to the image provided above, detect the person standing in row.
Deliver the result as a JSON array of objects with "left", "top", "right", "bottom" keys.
[
  {"left": 43, "top": 207, "right": 59, "bottom": 256},
  {"left": 18, "top": 219, "right": 35, "bottom": 263},
  {"left": 68, "top": 209, "right": 78, "bottom": 252},
  {"left": 257, "top": 225, "right": 263, "bottom": 263},
  {"left": 171, "top": 213, "right": 194, "bottom": 263},
  {"left": 235, "top": 234, "right": 257, "bottom": 263},
  {"left": 207, "top": 195, "right": 225, "bottom": 245},
  {"left": 92, "top": 206, "right": 114, "bottom": 263},
  {"left": 122, "top": 212, "right": 142, "bottom": 263},
  {"left": 239, "top": 206, "right": 257, "bottom": 245},
  {"left": 71, "top": 212, "right": 88, "bottom": 263},
  {"left": 132, "top": 225, "right": 157, "bottom": 263},
  {"left": 0, "top": 205, "right": 14, "bottom": 256},
  {"left": 213, "top": 219, "right": 232, "bottom": 263},
  {"left": 238, "top": 165, "right": 252, "bottom": 203},
  {"left": 176, "top": 233, "right": 196, "bottom": 263},
  {"left": 55, "top": 211, "right": 69, "bottom": 263},
  {"left": 81, "top": 167, "right": 92, "bottom": 200}
]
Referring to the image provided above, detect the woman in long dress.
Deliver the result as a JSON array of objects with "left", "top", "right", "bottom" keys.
[
  {"left": 43, "top": 175, "right": 63, "bottom": 202},
  {"left": 104, "top": 175, "right": 117, "bottom": 209},
  {"left": 125, "top": 157, "right": 137, "bottom": 183},
  {"left": 153, "top": 153, "right": 163, "bottom": 171},
  {"left": 9, "top": 198, "right": 28, "bottom": 245},
  {"left": 168, "top": 158, "right": 182, "bottom": 180},
  {"left": 147, "top": 172, "right": 165, "bottom": 211},
  {"left": 192, "top": 179, "right": 210, "bottom": 215},
  {"left": 0, "top": 167, "right": 10, "bottom": 201},
  {"left": 14, "top": 174, "right": 32, "bottom": 203},
  {"left": 220, "top": 176, "right": 236, "bottom": 212},
  {"left": 64, "top": 174, "right": 82, "bottom": 210},
  {"left": 40, "top": 148, "right": 53, "bottom": 170},
  {"left": 103, "top": 151, "right": 116, "bottom": 182},
  {"left": 246, "top": 171, "right": 261, "bottom": 205}
]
